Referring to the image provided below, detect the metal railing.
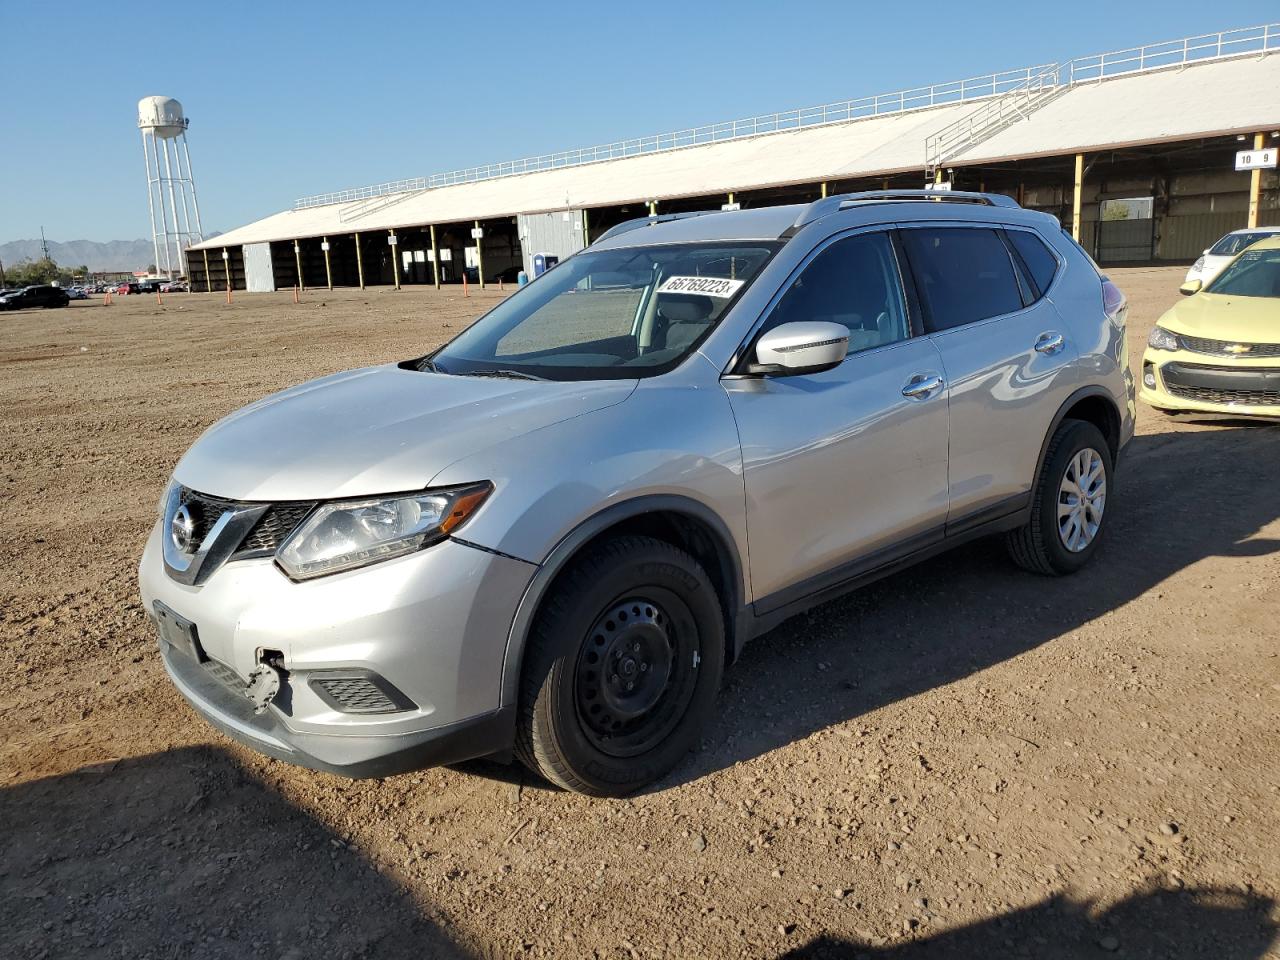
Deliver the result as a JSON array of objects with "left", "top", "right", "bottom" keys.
[{"left": 294, "top": 22, "right": 1279, "bottom": 211}]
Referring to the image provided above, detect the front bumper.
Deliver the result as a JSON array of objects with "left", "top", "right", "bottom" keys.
[
  {"left": 139, "top": 522, "right": 536, "bottom": 776},
  {"left": 1140, "top": 348, "right": 1280, "bottom": 418}
]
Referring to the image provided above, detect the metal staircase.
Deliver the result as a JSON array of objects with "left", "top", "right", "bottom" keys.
[
  {"left": 338, "top": 188, "right": 426, "bottom": 224},
  {"left": 924, "top": 62, "right": 1069, "bottom": 180}
]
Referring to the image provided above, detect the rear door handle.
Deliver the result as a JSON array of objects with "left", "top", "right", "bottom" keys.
[
  {"left": 902, "top": 373, "right": 945, "bottom": 399},
  {"left": 1034, "top": 331, "right": 1065, "bottom": 355}
]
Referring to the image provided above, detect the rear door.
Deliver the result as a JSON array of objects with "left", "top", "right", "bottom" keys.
[
  {"left": 899, "top": 224, "right": 1079, "bottom": 530},
  {"left": 723, "top": 228, "right": 949, "bottom": 609}
]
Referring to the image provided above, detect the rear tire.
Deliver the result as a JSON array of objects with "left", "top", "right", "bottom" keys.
[
  {"left": 515, "top": 535, "right": 725, "bottom": 796},
  {"left": 1006, "top": 419, "right": 1112, "bottom": 576}
]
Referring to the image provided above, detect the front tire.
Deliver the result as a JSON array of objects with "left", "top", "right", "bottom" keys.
[
  {"left": 515, "top": 535, "right": 725, "bottom": 796},
  {"left": 1007, "top": 419, "right": 1113, "bottom": 576}
]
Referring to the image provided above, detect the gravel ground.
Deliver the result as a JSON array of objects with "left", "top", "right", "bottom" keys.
[{"left": 1, "top": 270, "right": 1278, "bottom": 959}]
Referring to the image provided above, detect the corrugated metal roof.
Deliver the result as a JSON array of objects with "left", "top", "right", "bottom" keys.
[{"left": 192, "top": 54, "right": 1280, "bottom": 251}]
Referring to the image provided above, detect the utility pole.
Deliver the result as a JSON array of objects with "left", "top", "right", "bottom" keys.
[{"left": 40, "top": 227, "right": 51, "bottom": 261}]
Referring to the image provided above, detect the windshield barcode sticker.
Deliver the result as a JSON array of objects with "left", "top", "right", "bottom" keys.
[{"left": 657, "top": 275, "right": 746, "bottom": 298}]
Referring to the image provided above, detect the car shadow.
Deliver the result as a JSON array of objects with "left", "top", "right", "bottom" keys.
[
  {"left": 0, "top": 746, "right": 471, "bottom": 960},
  {"left": 661, "top": 419, "right": 1280, "bottom": 789},
  {"left": 776, "top": 886, "right": 1277, "bottom": 959}
]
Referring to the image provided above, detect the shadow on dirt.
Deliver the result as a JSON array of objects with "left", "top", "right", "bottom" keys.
[
  {"left": 669, "top": 419, "right": 1280, "bottom": 788},
  {"left": 0, "top": 746, "right": 470, "bottom": 960},
  {"left": 777, "top": 887, "right": 1278, "bottom": 959}
]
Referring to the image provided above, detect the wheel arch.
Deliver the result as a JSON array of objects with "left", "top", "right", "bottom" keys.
[
  {"left": 1032, "top": 386, "right": 1123, "bottom": 494},
  {"left": 498, "top": 495, "right": 747, "bottom": 712}
]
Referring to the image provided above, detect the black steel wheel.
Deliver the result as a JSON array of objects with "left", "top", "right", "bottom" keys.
[{"left": 515, "top": 535, "right": 725, "bottom": 796}]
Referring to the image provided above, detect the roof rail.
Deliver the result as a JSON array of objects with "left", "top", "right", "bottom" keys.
[
  {"left": 591, "top": 209, "right": 723, "bottom": 245},
  {"left": 790, "top": 189, "right": 1021, "bottom": 231}
]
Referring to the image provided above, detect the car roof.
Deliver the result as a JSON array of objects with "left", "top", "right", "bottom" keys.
[
  {"left": 1228, "top": 226, "right": 1280, "bottom": 235},
  {"left": 589, "top": 191, "right": 1057, "bottom": 251}
]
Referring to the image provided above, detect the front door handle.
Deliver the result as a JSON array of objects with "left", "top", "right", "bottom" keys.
[
  {"left": 902, "top": 373, "right": 945, "bottom": 399},
  {"left": 1034, "top": 331, "right": 1066, "bottom": 355}
]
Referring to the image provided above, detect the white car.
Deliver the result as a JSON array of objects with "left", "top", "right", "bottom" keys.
[{"left": 1186, "top": 227, "right": 1280, "bottom": 286}]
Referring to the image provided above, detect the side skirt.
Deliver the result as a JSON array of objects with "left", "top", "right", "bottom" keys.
[{"left": 743, "top": 495, "right": 1030, "bottom": 642}]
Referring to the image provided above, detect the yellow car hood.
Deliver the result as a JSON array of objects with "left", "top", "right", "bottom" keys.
[{"left": 1159, "top": 293, "right": 1280, "bottom": 343}]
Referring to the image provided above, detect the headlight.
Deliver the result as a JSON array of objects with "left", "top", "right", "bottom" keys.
[
  {"left": 1147, "top": 326, "right": 1180, "bottom": 351},
  {"left": 1191, "top": 256, "right": 1205, "bottom": 272},
  {"left": 276, "top": 482, "right": 492, "bottom": 580}
]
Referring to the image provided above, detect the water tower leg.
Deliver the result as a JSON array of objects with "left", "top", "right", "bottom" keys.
[{"left": 141, "top": 132, "right": 162, "bottom": 280}]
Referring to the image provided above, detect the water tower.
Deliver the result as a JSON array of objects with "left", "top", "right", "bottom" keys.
[{"left": 138, "top": 96, "right": 203, "bottom": 278}]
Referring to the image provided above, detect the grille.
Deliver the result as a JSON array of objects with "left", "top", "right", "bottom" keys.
[
  {"left": 310, "top": 675, "right": 411, "bottom": 714},
  {"left": 178, "top": 488, "right": 314, "bottom": 557},
  {"left": 203, "top": 657, "right": 242, "bottom": 691},
  {"left": 177, "top": 489, "right": 240, "bottom": 545},
  {"left": 239, "top": 503, "right": 315, "bottom": 554},
  {"left": 1178, "top": 335, "right": 1280, "bottom": 359},
  {"left": 1165, "top": 383, "right": 1280, "bottom": 406}
]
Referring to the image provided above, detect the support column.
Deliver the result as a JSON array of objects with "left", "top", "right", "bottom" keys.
[
  {"left": 647, "top": 200, "right": 657, "bottom": 217},
  {"left": 429, "top": 224, "right": 440, "bottom": 289},
  {"left": 353, "top": 232, "right": 365, "bottom": 289},
  {"left": 322, "top": 237, "right": 333, "bottom": 291},
  {"left": 475, "top": 220, "right": 484, "bottom": 289},
  {"left": 820, "top": 182, "right": 828, "bottom": 199},
  {"left": 202, "top": 249, "right": 211, "bottom": 292},
  {"left": 1072, "top": 153, "right": 1084, "bottom": 242},
  {"left": 1248, "top": 133, "right": 1265, "bottom": 228},
  {"left": 222, "top": 247, "right": 231, "bottom": 288},
  {"left": 294, "top": 241, "right": 304, "bottom": 291},
  {"left": 390, "top": 230, "right": 400, "bottom": 289},
  {"left": 581, "top": 209, "right": 589, "bottom": 247}
]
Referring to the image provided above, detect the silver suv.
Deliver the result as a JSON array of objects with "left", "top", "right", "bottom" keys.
[{"left": 139, "top": 191, "right": 1135, "bottom": 796}]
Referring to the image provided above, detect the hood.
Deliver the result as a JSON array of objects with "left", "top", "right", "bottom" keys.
[
  {"left": 1158, "top": 293, "right": 1280, "bottom": 344},
  {"left": 173, "top": 365, "right": 637, "bottom": 501}
]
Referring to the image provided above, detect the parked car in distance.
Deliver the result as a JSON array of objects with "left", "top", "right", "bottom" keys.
[
  {"left": 1142, "top": 236, "right": 1280, "bottom": 418},
  {"left": 1185, "top": 226, "right": 1280, "bottom": 287},
  {"left": 114, "top": 282, "right": 138, "bottom": 295},
  {"left": 0, "top": 285, "right": 71, "bottom": 310},
  {"left": 66, "top": 286, "right": 89, "bottom": 300},
  {"left": 140, "top": 191, "right": 1134, "bottom": 796},
  {"left": 160, "top": 280, "right": 189, "bottom": 293}
]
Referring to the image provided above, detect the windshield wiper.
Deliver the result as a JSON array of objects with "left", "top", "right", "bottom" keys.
[{"left": 462, "top": 368, "right": 548, "bottom": 381}]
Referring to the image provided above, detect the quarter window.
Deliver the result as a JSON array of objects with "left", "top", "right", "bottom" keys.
[
  {"left": 1006, "top": 229, "right": 1060, "bottom": 297},
  {"left": 764, "top": 232, "right": 910, "bottom": 355},
  {"left": 901, "top": 227, "right": 1025, "bottom": 332}
]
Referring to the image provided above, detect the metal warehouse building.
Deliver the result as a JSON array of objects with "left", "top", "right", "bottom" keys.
[{"left": 188, "top": 24, "right": 1280, "bottom": 292}]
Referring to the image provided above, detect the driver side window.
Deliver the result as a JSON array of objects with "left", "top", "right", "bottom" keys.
[{"left": 766, "top": 232, "right": 910, "bottom": 355}]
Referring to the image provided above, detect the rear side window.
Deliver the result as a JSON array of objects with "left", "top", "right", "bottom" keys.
[
  {"left": 901, "top": 227, "right": 1024, "bottom": 332},
  {"left": 1006, "top": 230, "right": 1059, "bottom": 296}
]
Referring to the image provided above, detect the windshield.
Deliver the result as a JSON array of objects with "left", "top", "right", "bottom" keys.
[
  {"left": 1205, "top": 246, "right": 1280, "bottom": 298},
  {"left": 1209, "top": 232, "right": 1277, "bottom": 257},
  {"left": 427, "top": 242, "right": 778, "bottom": 381}
]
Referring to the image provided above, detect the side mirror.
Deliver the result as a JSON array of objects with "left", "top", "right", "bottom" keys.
[
  {"left": 748, "top": 321, "right": 848, "bottom": 376},
  {"left": 1179, "top": 279, "right": 1202, "bottom": 297}
]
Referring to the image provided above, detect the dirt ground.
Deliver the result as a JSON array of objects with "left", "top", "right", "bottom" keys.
[{"left": 2, "top": 270, "right": 1278, "bottom": 960}]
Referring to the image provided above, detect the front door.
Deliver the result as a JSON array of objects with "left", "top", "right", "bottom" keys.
[{"left": 722, "top": 229, "right": 950, "bottom": 611}]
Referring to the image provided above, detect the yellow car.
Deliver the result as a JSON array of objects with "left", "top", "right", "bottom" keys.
[{"left": 1141, "top": 236, "right": 1280, "bottom": 418}]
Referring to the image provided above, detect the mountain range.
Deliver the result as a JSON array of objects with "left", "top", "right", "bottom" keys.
[{"left": 0, "top": 237, "right": 218, "bottom": 273}]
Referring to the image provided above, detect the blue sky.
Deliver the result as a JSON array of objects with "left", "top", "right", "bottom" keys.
[{"left": 1, "top": 0, "right": 1276, "bottom": 242}]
